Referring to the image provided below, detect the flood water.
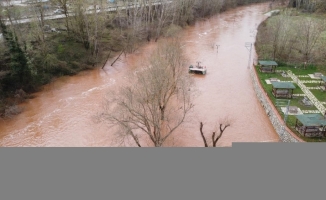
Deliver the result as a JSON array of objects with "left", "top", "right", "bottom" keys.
[{"left": 0, "top": 3, "right": 280, "bottom": 147}]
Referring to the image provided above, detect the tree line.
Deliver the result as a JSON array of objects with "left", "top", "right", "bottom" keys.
[
  {"left": 256, "top": 5, "right": 326, "bottom": 67},
  {"left": 288, "top": 0, "right": 326, "bottom": 13}
]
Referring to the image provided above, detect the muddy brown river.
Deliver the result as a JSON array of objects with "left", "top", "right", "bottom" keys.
[{"left": 0, "top": 3, "right": 280, "bottom": 147}]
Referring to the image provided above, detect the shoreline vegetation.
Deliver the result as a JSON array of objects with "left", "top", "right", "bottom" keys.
[
  {"left": 0, "top": 0, "right": 272, "bottom": 118},
  {"left": 255, "top": 1, "right": 326, "bottom": 142}
]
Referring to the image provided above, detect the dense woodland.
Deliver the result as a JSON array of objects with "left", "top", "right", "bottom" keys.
[
  {"left": 0, "top": 0, "right": 311, "bottom": 116},
  {"left": 288, "top": 0, "right": 326, "bottom": 12}
]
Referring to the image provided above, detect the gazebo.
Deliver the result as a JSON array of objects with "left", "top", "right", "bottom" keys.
[
  {"left": 295, "top": 114, "right": 326, "bottom": 137},
  {"left": 320, "top": 76, "right": 326, "bottom": 91},
  {"left": 271, "top": 82, "right": 296, "bottom": 99},
  {"left": 258, "top": 60, "right": 278, "bottom": 73}
]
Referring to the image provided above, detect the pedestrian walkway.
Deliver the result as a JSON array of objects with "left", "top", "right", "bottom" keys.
[
  {"left": 301, "top": 80, "right": 321, "bottom": 83},
  {"left": 287, "top": 70, "right": 326, "bottom": 114},
  {"left": 292, "top": 94, "right": 305, "bottom": 97},
  {"left": 302, "top": 110, "right": 321, "bottom": 114},
  {"left": 306, "top": 87, "right": 321, "bottom": 90}
]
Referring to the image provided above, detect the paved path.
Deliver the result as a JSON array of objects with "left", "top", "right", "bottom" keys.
[{"left": 287, "top": 70, "right": 326, "bottom": 114}]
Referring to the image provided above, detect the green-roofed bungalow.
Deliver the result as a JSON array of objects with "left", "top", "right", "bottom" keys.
[
  {"left": 295, "top": 114, "right": 326, "bottom": 137},
  {"left": 258, "top": 60, "right": 278, "bottom": 73},
  {"left": 271, "top": 82, "right": 296, "bottom": 99}
]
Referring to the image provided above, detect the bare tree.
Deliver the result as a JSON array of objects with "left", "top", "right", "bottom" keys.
[
  {"left": 30, "top": 0, "right": 47, "bottom": 31},
  {"left": 298, "top": 18, "right": 326, "bottom": 66},
  {"left": 269, "top": 15, "right": 284, "bottom": 60},
  {"left": 267, "top": 12, "right": 297, "bottom": 61},
  {"left": 116, "top": 0, "right": 149, "bottom": 52},
  {"left": 1, "top": 0, "right": 22, "bottom": 26},
  {"left": 153, "top": 0, "right": 172, "bottom": 42},
  {"left": 199, "top": 120, "right": 231, "bottom": 147},
  {"left": 171, "top": 0, "right": 196, "bottom": 26},
  {"left": 68, "top": 0, "right": 108, "bottom": 59},
  {"left": 53, "top": 0, "right": 71, "bottom": 32},
  {"left": 273, "top": 11, "right": 299, "bottom": 62},
  {"left": 99, "top": 38, "right": 195, "bottom": 147}
]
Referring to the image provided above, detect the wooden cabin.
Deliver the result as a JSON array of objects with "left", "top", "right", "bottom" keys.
[
  {"left": 258, "top": 60, "right": 278, "bottom": 73},
  {"left": 271, "top": 82, "right": 296, "bottom": 99},
  {"left": 295, "top": 114, "right": 326, "bottom": 137}
]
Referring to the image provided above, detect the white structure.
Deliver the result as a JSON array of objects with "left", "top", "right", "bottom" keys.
[{"left": 189, "top": 62, "right": 207, "bottom": 75}]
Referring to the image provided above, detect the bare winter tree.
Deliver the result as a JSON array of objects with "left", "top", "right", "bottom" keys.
[
  {"left": 170, "top": 0, "right": 196, "bottom": 26},
  {"left": 30, "top": 0, "right": 47, "bottom": 30},
  {"left": 98, "top": 38, "right": 195, "bottom": 147},
  {"left": 53, "top": 0, "right": 71, "bottom": 32},
  {"left": 153, "top": 0, "right": 173, "bottom": 42},
  {"left": 269, "top": 15, "right": 284, "bottom": 60},
  {"left": 199, "top": 119, "right": 231, "bottom": 147},
  {"left": 1, "top": 0, "right": 23, "bottom": 26},
  {"left": 267, "top": 12, "right": 298, "bottom": 61},
  {"left": 115, "top": 0, "right": 148, "bottom": 53},
  {"left": 296, "top": 17, "right": 326, "bottom": 66},
  {"left": 68, "top": 0, "right": 108, "bottom": 58},
  {"left": 273, "top": 11, "right": 299, "bottom": 62}
]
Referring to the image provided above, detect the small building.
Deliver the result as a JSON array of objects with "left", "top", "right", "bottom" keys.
[
  {"left": 295, "top": 114, "right": 326, "bottom": 137},
  {"left": 258, "top": 60, "right": 278, "bottom": 73},
  {"left": 271, "top": 82, "right": 296, "bottom": 99}
]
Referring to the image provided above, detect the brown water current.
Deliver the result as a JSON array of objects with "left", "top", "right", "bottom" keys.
[{"left": 0, "top": 3, "right": 281, "bottom": 147}]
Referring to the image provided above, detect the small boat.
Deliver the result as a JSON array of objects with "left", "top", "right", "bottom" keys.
[{"left": 189, "top": 62, "right": 207, "bottom": 75}]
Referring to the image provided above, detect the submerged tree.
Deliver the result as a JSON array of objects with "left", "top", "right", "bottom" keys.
[
  {"left": 99, "top": 38, "right": 195, "bottom": 147},
  {"left": 199, "top": 120, "right": 231, "bottom": 147}
]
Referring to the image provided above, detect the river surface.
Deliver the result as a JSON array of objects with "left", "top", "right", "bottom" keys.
[{"left": 0, "top": 3, "right": 280, "bottom": 147}]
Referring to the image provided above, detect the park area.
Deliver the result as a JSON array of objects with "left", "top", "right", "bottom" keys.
[{"left": 255, "top": 61, "right": 326, "bottom": 142}]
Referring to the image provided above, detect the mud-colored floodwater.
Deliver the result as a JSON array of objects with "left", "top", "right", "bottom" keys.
[{"left": 0, "top": 3, "right": 280, "bottom": 147}]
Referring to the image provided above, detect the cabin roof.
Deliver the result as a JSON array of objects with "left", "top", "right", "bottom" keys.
[
  {"left": 272, "top": 82, "right": 296, "bottom": 89},
  {"left": 321, "top": 76, "right": 326, "bottom": 82},
  {"left": 258, "top": 60, "right": 278, "bottom": 66},
  {"left": 296, "top": 114, "right": 326, "bottom": 127}
]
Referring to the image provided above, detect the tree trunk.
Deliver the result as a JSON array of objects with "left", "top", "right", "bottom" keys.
[
  {"left": 111, "top": 50, "right": 125, "bottom": 66},
  {"left": 130, "top": 133, "right": 142, "bottom": 147},
  {"left": 102, "top": 50, "right": 112, "bottom": 69},
  {"left": 200, "top": 122, "right": 208, "bottom": 147}
]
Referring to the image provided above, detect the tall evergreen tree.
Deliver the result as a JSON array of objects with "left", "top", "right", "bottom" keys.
[{"left": 0, "top": 17, "right": 32, "bottom": 91}]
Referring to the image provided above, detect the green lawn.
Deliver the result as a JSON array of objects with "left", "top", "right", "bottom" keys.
[
  {"left": 310, "top": 90, "right": 326, "bottom": 102},
  {"left": 304, "top": 83, "right": 322, "bottom": 87}
]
